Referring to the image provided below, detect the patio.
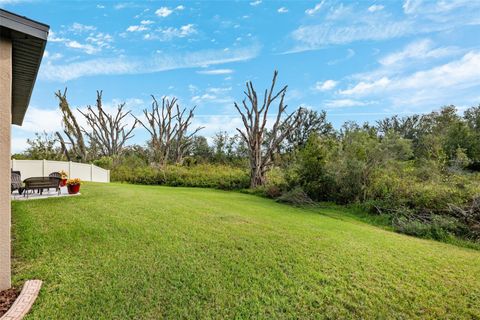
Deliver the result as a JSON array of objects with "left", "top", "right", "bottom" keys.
[{"left": 11, "top": 186, "right": 80, "bottom": 201}]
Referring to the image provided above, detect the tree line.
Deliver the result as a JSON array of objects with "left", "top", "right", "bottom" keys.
[{"left": 13, "top": 71, "right": 480, "bottom": 244}]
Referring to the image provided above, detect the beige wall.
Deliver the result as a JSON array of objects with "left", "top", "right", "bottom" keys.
[{"left": 0, "top": 38, "right": 12, "bottom": 290}]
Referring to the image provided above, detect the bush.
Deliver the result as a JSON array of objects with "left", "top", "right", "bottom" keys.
[
  {"left": 112, "top": 164, "right": 249, "bottom": 190},
  {"left": 393, "top": 214, "right": 460, "bottom": 241},
  {"left": 276, "top": 187, "right": 314, "bottom": 206},
  {"left": 92, "top": 156, "right": 114, "bottom": 170},
  {"left": 448, "top": 196, "right": 480, "bottom": 240}
]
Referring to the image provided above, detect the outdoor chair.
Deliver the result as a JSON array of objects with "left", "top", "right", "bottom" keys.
[
  {"left": 49, "top": 172, "right": 62, "bottom": 179},
  {"left": 11, "top": 170, "right": 23, "bottom": 195}
]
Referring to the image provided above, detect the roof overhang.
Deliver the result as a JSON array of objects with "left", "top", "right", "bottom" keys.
[{"left": 0, "top": 9, "right": 49, "bottom": 125}]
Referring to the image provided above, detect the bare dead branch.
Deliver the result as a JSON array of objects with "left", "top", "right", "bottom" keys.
[{"left": 234, "top": 70, "right": 303, "bottom": 188}]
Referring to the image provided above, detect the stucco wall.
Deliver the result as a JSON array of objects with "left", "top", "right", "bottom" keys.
[{"left": 0, "top": 37, "right": 12, "bottom": 290}]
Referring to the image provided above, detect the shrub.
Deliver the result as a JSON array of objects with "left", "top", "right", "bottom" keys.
[
  {"left": 448, "top": 196, "right": 480, "bottom": 240},
  {"left": 393, "top": 214, "right": 460, "bottom": 241},
  {"left": 92, "top": 156, "right": 114, "bottom": 170},
  {"left": 276, "top": 187, "right": 314, "bottom": 206},
  {"left": 112, "top": 164, "right": 249, "bottom": 190}
]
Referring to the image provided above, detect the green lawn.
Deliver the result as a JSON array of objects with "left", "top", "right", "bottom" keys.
[{"left": 12, "top": 183, "right": 480, "bottom": 319}]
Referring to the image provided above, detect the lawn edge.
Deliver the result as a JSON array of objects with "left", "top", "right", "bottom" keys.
[{"left": 0, "top": 280, "right": 42, "bottom": 320}]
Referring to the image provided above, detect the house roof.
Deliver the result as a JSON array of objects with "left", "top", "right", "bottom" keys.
[{"left": 0, "top": 9, "right": 49, "bottom": 125}]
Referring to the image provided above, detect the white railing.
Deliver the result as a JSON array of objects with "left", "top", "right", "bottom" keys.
[{"left": 10, "top": 159, "right": 110, "bottom": 183}]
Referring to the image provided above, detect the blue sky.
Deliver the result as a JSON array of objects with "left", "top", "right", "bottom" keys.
[{"left": 3, "top": 0, "right": 480, "bottom": 153}]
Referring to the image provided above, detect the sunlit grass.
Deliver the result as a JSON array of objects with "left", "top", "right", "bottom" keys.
[{"left": 12, "top": 183, "right": 480, "bottom": 319}]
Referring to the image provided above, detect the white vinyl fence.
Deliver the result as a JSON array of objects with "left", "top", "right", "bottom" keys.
[{"left": 10, "top": 159, "right": 110, "bottom": 183}]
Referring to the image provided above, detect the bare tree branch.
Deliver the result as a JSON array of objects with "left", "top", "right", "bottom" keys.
[
  {"left": 79, "top": 90, "right": 138, "bottom": 158},
  {"left": 55, "top": 88, "right": 88, "bottom": 162},
  {"left": 134, "top": 96, "right": 202, "bottom": 166},
  {"left": 235, "top": 70, "right": 303, "bottom": 188}
]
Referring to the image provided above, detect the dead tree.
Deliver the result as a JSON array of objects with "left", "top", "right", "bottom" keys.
[
  {"left": 133, "top": 96, "right": 171, "bottom": 166},
  {"left": 174, "top": 104, "right": 204, "bottom": 164},
  {"left": 235, "top": 70, "right": 303, "bottom": 188},
  {"left": 134, "top": 96, "right": 203, "bottom": 166},
  {"left": 55, "top": 88, "right": 88, "bottom": 162},
  {"left": 78, "top": 91, "right": 137, "bottom": 158}
]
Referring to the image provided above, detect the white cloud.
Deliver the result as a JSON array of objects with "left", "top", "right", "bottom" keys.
[
  {"left": 368, "top": 4, "right": 384, "bottom": 12},
  {"left": 277, "top": 7, "right": 288, "bottom": 13},
  {"left": 126, "top": 25, "right": 148, "bottom": 32},
  {"left": 314, "top": 80, "right": 338, "bottom": 91},
  {"left": 19, "top": 107, "right": 62, "bottom": 133},
  {"left": 250, "top": 0, "right": 262, "bottom": 6},
  {"left": 394, "top": 52, "right": 480, "bottom": 91},
  {"left": 43, "top": 51, "right": 63, "bottom": 61},
  {"left": 291, "top": 20, "right": 412, "bottom": 51},
  {"left": 48, "top": 31, "right": 67, "bottom": 42},
  {"left": 0, "top": 0, "right": 27, "bottom": 4},
  {"left": 192, "top": 115, "right": 243, "bottom": 141},
  {"left": 327, "top": 48, "right": 355, "bottom": 65},
  {"left": 402, "top": 0, "right": 480, "bottom": 15},
  {"left": 340, "top": 77, "right": 390, "bottom": 95},
  {"left": 190, "top": 88, "right": 234, "bottom": 118},
  {"left": 290, "top": 1, "right": 480, "bottom": 53},
  {"left": 114, "top": 2, "right": 133, "bottom": 10},
  {"left": 326, "top": 3, "right": 353, "bottom": 20},
  {"left": 340, "top": 51, "right": 480, "bottom": 103},
  {"left": 305, "top": 1, "right": 325, "bottom": 15},
  {"left": 48, "top": 27, "right": 113, "bottom": 54},
  {"left": 207, "top": 87, "right": 232, "bottom": 94},
  {"left": 154, "top": 5, "right": 185, "bottom": 18},
  {"left": 324, "top": 99, "right": 371, "bottom": 108},
  {"left": 40, "top": 45, "right": 261, "bottom": 81},
  {"left": 11, "top": 137, "right": 29, "bottom": 154},
  {"left": 70, "top": 22, "right": 96, "bottom": 33},
  {"left": 155, "top": 7, "right": 173, "bottom": 17},
  {"left": 197, "top": 69, "right": 234, "bottom": 75},
  {"left": 402, "top": 0, "right": 480, "bottom": 26},
  {"left": 379, "top": 39, "right": 460, "bottom": 66},
  {"left": 192, "top": 94, "right": 218, "bottom": 104},
  {"left": 144, "top": 24, "right": 197, "bottom": 41},
  {"left": 85, "top": 32, "right": 113, "bottom": 49},
  {"left": 140, "top": 20, "right": 154, "bottom": 25},
  {"left": 96, "top": 4, "right": 105, "bottom": 9},
  {"left": 66, "top": 40, "right": 99, "bottom": 55}
]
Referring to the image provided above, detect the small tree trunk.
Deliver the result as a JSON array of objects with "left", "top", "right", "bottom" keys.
[{"left": 250, "top": 168, "right": 266, "bottom": 188}]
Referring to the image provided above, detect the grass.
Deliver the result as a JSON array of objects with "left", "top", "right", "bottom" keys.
[{"left": 12, "top": 183, "right": 480, "bottom": 319}]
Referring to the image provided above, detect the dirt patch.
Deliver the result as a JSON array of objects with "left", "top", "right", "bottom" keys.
[{"left": 0, "top": 287, "right": 20, "bottom": 317}]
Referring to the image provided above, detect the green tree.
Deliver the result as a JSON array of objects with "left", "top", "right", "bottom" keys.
[{"left": 24, "top": 131, "right": 63, "bottom": 160}]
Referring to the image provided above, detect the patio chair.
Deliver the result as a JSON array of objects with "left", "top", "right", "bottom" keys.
[
  {"left": 49, "top": 172, "right": 61, "bottom": 179},
  {"left": 11, "top": 170, "right": 23, "bottom": 195}
]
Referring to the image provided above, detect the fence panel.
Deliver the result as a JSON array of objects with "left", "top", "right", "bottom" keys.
[
  {"left": 45, "top": 160, "right": 68, "bottom": 176},
  {"left": 10, "top": 159, "right": 110, "bottom": 183},
  {"left": 70, "top": 162, "right": 92, "bottom": 181},
  {"left": 11, "top": 160, "right": 43, "bottom": 179}
]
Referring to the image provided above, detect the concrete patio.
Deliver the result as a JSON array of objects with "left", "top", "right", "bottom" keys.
[{"left": 11, "top": 186, "right": 80, "bottom": 201}]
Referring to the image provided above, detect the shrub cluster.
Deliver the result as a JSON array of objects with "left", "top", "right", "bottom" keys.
[
  {"left": 266, "top": 125, "right": 480, "bottom": 242},
  {"left": 112, "top": 164, "right": 250, "bottom": 190}
]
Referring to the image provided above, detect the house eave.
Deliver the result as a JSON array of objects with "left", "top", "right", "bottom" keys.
[{"left": 0, "top": 9, "right": 49, "bottom": 125}]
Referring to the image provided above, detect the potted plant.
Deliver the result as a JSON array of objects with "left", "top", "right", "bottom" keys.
[
  {"left": 66, "top": 178, "right": 81, "bottom": 194},
  {"left": 59, "top": 170, "right": 68, "bottom": 187}
]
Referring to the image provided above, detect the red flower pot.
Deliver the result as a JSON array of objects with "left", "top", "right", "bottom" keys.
[
  {"left": 60, "top": 178, "right": 67, "bottom": 187},
  {"left": 67, "top": 183, "right": 81, "bottom": 194}
]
